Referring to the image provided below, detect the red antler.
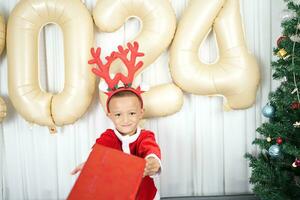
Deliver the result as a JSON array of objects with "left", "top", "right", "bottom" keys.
[
  {"left": 88, "top": 41, "right": 144, "bottom": 90},
  {"left": 113, "top": 41, "right": 144, "bottom": 85},
  {"left": 88, "top": 47, "right": 120, "bottom": 89}
]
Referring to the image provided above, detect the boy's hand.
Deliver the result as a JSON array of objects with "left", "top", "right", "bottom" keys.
[
  {"left": 70, "top": 162, "right": 85, "bottom": 175},
  {"left": 143, "top": 157, "right": 160, "bottom": 177}
]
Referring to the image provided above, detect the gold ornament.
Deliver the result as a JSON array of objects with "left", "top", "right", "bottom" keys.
[
  {"left": 267, "top": 137, "right": 272, "bottom": 142},
  {"left": 277, "top": 48, "right": 288, "bottom": 58}
]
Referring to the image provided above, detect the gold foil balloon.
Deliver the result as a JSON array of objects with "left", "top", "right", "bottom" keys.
[
  {"left": 0, "top": 15, "right": 5, "bottom": 55},
  {"left": 0, "top": 15, "right": 7, "bottom": 122},
  {"left": 170, "top": 0, "right": 260, "bottom": 110},
  {"left": 141, "top": 84, "right": 183, "bottom": 118},
  {"left": 0, "top": 98, "right": 7, "bottom": 122},
  {"left": 7, "top": 0, "right": 95, "bottom": 127},
  {"left": 93, "top": 0, "right": 183, "bottom": 118}
]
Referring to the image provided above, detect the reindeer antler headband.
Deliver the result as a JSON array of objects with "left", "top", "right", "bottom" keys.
[{"left": 88, "top": 41, "right": 146, "bottom": 112}]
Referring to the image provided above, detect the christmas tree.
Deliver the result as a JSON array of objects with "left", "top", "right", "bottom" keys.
[{"left": 245, "top": 0, "right": 300, "bottom": 200}]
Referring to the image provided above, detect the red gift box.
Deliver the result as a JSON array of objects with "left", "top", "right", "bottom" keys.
[{"left": 68, "top": 144, "right": 146, "bottom": 200}]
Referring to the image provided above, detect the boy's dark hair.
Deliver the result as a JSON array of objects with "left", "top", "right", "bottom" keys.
[{"left": 107, "top": 90, "right": 143, "bottom": 111}]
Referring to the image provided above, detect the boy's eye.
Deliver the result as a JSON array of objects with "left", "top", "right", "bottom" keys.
[
  {"left": 130, "top": 112, "right": 136, "bottom": 116},
  {"left": 115, "top": 113, "right": 121, "bottom": 117}
]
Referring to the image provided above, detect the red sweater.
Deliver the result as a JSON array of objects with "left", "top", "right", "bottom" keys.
[{"left": 95, "top": 129, "right": 161, "bottom": 200}]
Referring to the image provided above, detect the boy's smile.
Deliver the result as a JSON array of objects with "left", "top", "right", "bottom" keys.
[{"left": 107, "top": 95, "right": 144, "bottom": 136}]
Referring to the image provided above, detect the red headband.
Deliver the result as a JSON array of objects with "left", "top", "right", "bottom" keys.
[{"left": 88, "top": 41, "right": 145, "bottom": 112}]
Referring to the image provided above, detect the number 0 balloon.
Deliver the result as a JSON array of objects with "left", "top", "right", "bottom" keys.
[
  {"left": 0, "top": 15, "right": 7, "bottom": 122},
  {"left": 0, "top": 15, "right": 5, "bottom": 55},
  {"left": 7, "top": 0, "right": 95, "bottom": 128}
]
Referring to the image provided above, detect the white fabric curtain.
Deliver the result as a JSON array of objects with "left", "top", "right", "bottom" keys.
[{"left": 0, "top": 0, "right": 284, "bottom": 199}]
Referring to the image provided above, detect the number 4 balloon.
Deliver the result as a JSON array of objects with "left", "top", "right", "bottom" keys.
[{"left": 170, "top": 0, "right": 260, "bottom": 110}]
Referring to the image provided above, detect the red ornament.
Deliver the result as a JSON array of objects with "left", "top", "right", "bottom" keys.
[
  {"left": 276, "top": 137, "right": 283, "bottom": 145},
  {"left": 277, "top": 36, "right": 287, "bottom": 47},
  {"left": 296, "top": 159, "right": 300, "bottom": 167},
  {"left": 291, "top": 102, "right": 300, "bottom": 110}
]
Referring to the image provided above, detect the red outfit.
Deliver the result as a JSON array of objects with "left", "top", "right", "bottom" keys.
[{"left": 95, "top": 128, "right": 161, "bottom": 200}]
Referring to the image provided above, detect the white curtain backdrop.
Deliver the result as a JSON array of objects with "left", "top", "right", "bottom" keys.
[{"left": 0, "top": 0, "right": 285, "bottom": 199}]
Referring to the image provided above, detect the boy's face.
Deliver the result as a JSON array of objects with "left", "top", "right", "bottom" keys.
[{"left": 107, "top": 95, "right": 144, "bottom": 136}]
